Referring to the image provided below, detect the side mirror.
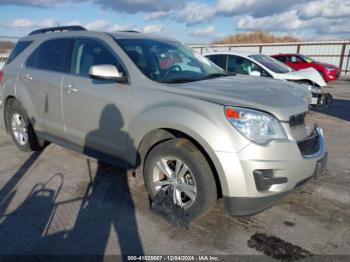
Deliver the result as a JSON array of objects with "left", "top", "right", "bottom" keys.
[
  {"left": 249, "top": 71, "right": 261, "bottom": 77},
  {"left": 89, "top": 64, "right": 127, "bottom": 83}
]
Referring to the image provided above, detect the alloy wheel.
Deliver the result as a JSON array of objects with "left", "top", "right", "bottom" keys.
[
  {"left": 152, "top": 157, "right": 197, "bottom": 209},
  {"left": 11, "top": 113, "right": 28, "bottom": 146}
]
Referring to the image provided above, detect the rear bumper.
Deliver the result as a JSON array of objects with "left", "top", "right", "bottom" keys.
[{"left": 0, "top": 89, "right": 3, "bottom": 108}]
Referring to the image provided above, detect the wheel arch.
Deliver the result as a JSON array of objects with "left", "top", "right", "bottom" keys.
[
  {"left": 3, "top": 95, "right": 17, "bottom": 133},
  {"left": 4, "top": 95, "right": 36, "bottom": 133},
  {"left": 133, "top": 128, "right": 225, "bottom": 198},
  {"left": 3, "top": 95, "right": 42, "bottom": 150}
]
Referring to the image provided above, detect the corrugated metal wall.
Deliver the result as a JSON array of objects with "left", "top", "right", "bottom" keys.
[{"left": 190, "top": 41, "right": 350, "bottom": 76}]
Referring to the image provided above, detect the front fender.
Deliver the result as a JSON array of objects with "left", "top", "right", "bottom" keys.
[{"left": 128, "top": 104, "right": 250, "bottom": 196}]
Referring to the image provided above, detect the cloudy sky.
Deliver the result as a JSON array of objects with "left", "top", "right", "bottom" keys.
[{"left": 0, "top": 0, "right": 350, "bottom": 43}]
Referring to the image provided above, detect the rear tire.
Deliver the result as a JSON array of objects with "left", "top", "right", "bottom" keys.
[
  {"left": 5, "top": 98, "right": 40, "bottom": 152},
  {"left": 144, "top": 138, "right": 217, "bottom": 221}
]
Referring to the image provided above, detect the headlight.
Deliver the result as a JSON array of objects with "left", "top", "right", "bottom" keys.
[
  {"left": 297, "top": 82, "right": 322, "bottom": 94},
  {"left": 305, "top": 84, "right": 322, "bottom": 94},
  {"left": 224, "top": 107, "right": 287, "bottom": 144}
]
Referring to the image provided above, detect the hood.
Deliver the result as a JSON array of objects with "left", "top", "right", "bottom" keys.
[
  {"left": 315, "top": 61, "right": 339, "bottom": 70},
  {"left": 163, "top": 75, "right": 309, "bottom": 121},
  {"left": 274, "top": 67, "right": 326, "bottom": 87}
]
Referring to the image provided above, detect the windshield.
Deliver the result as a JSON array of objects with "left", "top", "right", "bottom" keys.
[
  {"left": 115, "top": 38, "right": 227, "bottom": 83},
  {"left": 249, "top": 54, "right": 293, "bottom": 74},
  {"left": 299, "top": 54, "right": 314, "bottom": 63}
]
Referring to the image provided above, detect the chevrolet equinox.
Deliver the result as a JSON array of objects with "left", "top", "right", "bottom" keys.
[{"left": 0, "top": 26, "right": 327, "bottom": 220}]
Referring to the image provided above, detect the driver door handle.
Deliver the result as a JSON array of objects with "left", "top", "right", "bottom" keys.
[{"left": 66, "top": 84, "right": 78, "bottom": 94}]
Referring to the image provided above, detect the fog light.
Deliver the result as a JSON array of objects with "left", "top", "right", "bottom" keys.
[{"left": 253, "top": 170, "right": 288, "bottom": 191}]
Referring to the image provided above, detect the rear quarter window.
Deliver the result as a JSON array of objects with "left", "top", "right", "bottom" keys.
[
  {"left": 26, "top": 38, "right": 74, "bottom": 73},
  {"left": 5, "top": 41, "right": 32, "bottom": 65}
]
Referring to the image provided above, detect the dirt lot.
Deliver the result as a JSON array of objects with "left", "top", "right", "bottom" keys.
[{"left": 0, "top": 80, "right": 349, "bottom": 260}]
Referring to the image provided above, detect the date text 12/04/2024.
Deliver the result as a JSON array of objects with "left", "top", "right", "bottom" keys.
[{"left": 127, "top": 256, "right": 220, "bottom": 261}]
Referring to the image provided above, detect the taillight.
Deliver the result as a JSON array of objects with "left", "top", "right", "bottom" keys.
[{"left": 0, "top": 70, "right": 3, "bottom": 83}]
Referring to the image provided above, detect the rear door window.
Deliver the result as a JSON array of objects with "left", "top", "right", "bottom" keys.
[
  {"left": 274, "top": 56, "right": 286, "bottom": 62},
  {"left": 6, "top": 41, "right": 32, "bottom": 65},
  {"left": 26, "top": 38, "right": 74, "bottom": 73},
  {"left": 206, "top": 55, "right": 227, "bottom": 70}
]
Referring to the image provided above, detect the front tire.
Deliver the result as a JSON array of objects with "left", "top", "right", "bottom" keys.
[
  {"left": 5, "top": 98, "right": 40, "bottom": 152},
  {"left": 144, "top": 138, "right": 217, "bottom": 221}
]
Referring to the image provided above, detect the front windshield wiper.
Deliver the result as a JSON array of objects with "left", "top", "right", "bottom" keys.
[
  {"left": 201, "top": 72, "right": 233, "bottom": 80},
  {"left": 159, "top": 72, "right": 234, "bottom": 83},
  {"left": 159, "top": 78, "right": 200, "bottom": 83}
]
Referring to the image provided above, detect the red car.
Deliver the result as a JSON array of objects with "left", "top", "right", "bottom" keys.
[{"left": 271, "top": 54, "right": 341, "bottom": 82}]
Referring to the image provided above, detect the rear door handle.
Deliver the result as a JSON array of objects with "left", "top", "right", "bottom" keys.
[
  {"left": 66, "top": 84, "right": 78, "bottom": 94},
  {"left": 24, "top": 74, "right": 33, "bottom": 81}
]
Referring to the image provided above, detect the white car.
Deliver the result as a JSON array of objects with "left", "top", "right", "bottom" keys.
[{"left": 205, "top": 50, "right": 333, "bottom": 107}]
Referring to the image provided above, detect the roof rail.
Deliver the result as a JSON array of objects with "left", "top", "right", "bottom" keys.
[
  {"left": 118, "top": 30, "right": 140, "bottom": 33},
  {"left": 28, "top": 26, "right": 87, "bottom": 36}
]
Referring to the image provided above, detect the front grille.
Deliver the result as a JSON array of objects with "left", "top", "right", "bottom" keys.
[
  {"left": 297, "top": 129, "right": 320, "bottom": 156},
  {"left": 289, "top": 113, "right": 305, "bottom": 127}
]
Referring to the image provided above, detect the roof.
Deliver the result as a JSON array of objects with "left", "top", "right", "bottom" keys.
[
  {"left": 110, "top": 32, "right": 177, "bottom": 42},
  {"left": 204, "top": 49, "right": 259, "bottom": 57},
  {"left": 271, "top": 54, "right": 299, "bottom": 56},
  {"left": 20, "top": 26, "right": 178, "bottom": 43}
]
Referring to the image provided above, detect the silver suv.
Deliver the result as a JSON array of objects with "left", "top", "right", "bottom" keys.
[{"left": 0, "top": 26, "right": 327, "bottom": 220}]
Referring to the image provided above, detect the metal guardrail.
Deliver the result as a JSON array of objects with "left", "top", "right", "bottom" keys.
[
  {"left": 189, "top": 41, "right": 350, "bottom": 76},
  {"left": 0, "top": 35, "right": 20, "bottom": 68}
]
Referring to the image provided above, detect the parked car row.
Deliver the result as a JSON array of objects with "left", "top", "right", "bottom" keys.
[
  {"left": 0, "top": 26, "right": 328, "bottom": 222},
  {"left": 272, "top": 53, "right": 341, "bottom": 82},
  {"left": 205, "top": 51, "right": 334, "bottom": 108}
]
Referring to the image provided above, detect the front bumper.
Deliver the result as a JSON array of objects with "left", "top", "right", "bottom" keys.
[
  {"left": 223, "top": 191, "right": 290, "bottom": 216},
  {"left": 310, "top": 92, "right": 333, "bottom": 108},
  {"left": 324, "top": 70, "right": 339, "bottom": 81},
  {"left": 217, "top": 127, "right": 326, "bottom": 216}
]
